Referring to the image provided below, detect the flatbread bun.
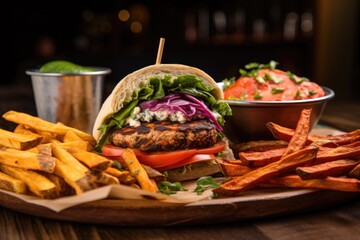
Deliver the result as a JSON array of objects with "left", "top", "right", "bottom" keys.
[{"left": 92, "top": 64, "right": 223, "bottom": 139}]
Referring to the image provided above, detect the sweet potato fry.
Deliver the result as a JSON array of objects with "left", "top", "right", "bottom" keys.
[
  {"left": 348, "top": 163, "right": 360, "bottom": 179},
  {"left": 66, "top": 148, "right": 112, "bottom": 171},
  {"left": 230, "top": 140, "right": 288, "bottom": 155},
  {"left": 120, "top": 149, "right": 158, "bottom": 192},
  {"left": 281, "top": 108, "right": 312, "bottom": 157},
  {"left": 213, "top": 146, "right": 318, "bottom": 195},
  {"left": 315, "top": 141, "right": 360, "bottom": 164},
  {"left": 2, "top": 110, "right": 96, "bottom": 146},
  {"left": 0, "top": 165, "right": 58, "bottom": 198},
  {"left": 239, "top": 148, "right": 285, "bottom": 167},
  {"left": 0, "top": 148, "right": 55, "bottom": 173},
  {"left": 261, "top": 175, "right": 360, "bottom": 192},
  {"left": 296, "top": 159, "right": 359, "bottom": 179},
  {"left": 267, "top": 122, "right": 360, "bottom": 147},
  {"left": 216, "top": 159, "right": 254, "bottom": 176},
  {"left": 0, "top": 128, "right": 43, "bottom": 150},
  {"left": 0, "top": 171, "right": 27, "bottom": 194}
]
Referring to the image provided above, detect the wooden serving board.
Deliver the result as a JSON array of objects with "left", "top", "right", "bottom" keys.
[{"left": 0, "top": 188, "right": 357, "bottom": 226}]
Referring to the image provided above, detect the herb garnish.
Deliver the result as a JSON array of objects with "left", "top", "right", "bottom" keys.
[
  {"left": 239, "top": 60, "right": 279, "bottom": 78},
  {"left": 113, "top": 160, "right": 122, "bottom": 170},
  {"left": 271, "top": 88, "right": 285, "bottom": 94},
  {"left": 158, "top": 181, "right": 188, "bottom": 195},
  {"left": 194, "top": 176, "right": 221, "bottom": 195},
  {"left": 222, "top": 77, "right": 236, "bottom": 90}
]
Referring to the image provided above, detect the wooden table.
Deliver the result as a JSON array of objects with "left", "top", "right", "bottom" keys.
[{"left": 1, "top": 84, "right": 360, "bottom": 240}]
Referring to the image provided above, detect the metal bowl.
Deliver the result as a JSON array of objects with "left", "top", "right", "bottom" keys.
[{"left": 219, "top": 83, "right": 335, "bottom": 143}]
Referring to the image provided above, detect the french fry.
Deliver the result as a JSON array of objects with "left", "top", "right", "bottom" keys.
[
  {"left": 0, "top": 128, "right": 43, "bottom": 150},
  {"left": 216, "top": 159, "right": 254, "bottom": 176},
  {"left": 66, "top": 148, "right": 112, "bottom": 171},
  {"left": 0, "top": 148, "right": 56, "bottom": 173},
  {"left": 13, "top": 124, "right": 55, "bottom": 144},
  {"left": 2, "top": 110, "right": 96, "bottom": 146},
  {"left": 51, "top": 142, "right": 89, "bottom": 174},
  {"left": 120, "top": 149, "right": 158, "bottom": 192},
  {"left": 27, "top": 140, "right": 92, "bottom": 153},
  {"left": 63, "top": 130, "right": 85, "bottom": 143},
  {"left": 89, "top": 169, "right": 120, "bottom": 186},
  {"left": 36, "top": 144, "right": 52, "bottom": 156},
  {"left": 105, "top": 167, "right": 130, "bottom": 182},
  {"left": 53, "top": 158, "right": 96, "bottom": 194},
  {"left": 0, "top": 165, "right": 58, "bottom": 198},
  {"left": 13, "top": 124, "right": 42, "bottom": 139},
  {"left": 239, "top": 148, "right": 285, "bottom": 167},
  {"left": 122, "top": 174, "right": 138, "bottom": 185},
  {"left": 261, "top": 175, "right": 360, "bottom": 192},
  {"left": 281, "top": 108, "right": 311, "bottom": 157},
  {"left": 296, "top": 159, "right": 359, "bottom": 180},
  {"left": 0, "top": 171, "right": 27, "bottom": 194},
  {"left": 213, "top": 146, "right": 318, "bottom": 195},
  {"left": 41, "top": 172, "right": 75, "bottom": 196}
]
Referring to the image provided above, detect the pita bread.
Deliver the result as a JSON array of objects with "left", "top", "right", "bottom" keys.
[{"left": 93, "top": 64, "right": 223, "bottom": 139}]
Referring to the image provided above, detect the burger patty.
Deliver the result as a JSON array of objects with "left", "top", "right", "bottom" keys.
[{"left": 110, "top": 120, "right": 218, "bottom": 152}]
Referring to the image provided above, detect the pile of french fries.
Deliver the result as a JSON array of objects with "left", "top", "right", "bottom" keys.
[
  {"left": 0, "top": 110, "right": 159, "bottom": 199},
  {"left": 214, "top": 108, "right": 360, "bottom": 196}
]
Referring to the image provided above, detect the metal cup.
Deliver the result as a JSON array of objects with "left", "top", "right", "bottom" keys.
[{"left": 26, "top": 67, "right": 111, "bottom": 134}]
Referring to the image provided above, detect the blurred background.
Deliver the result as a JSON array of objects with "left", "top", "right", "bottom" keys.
[{"left": 3, "top": 0, "right": 359, "bottom": 103}]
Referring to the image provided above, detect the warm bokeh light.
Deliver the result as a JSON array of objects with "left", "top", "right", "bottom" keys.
[
  {"left": 130, "top": 21, "right": 142, "bottom": 33},
  {"left": 118, "top": 9, "right": 130, "bottom": 22}
]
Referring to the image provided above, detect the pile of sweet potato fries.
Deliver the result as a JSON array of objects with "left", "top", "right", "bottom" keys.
[{"left": 214, "top": 108, "right": 360, "bottom": 196}]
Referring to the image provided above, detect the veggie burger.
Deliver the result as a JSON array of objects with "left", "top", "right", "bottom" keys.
[{"left": 93, "top": 64, "right": 232, "bottom": 181}]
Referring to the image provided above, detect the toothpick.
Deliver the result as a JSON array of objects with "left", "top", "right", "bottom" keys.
[{"left": 155, "top": 38, "right": 165, "bottom": 65}]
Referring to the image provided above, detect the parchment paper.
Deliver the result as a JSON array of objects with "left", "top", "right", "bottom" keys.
[{"left": 0, "top": 126, "right": 344, "bottom": 212}]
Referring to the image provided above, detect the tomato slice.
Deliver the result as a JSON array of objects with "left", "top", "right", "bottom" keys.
[
  {"left": 102, "top": 144, "right": 126, "bottom": 156},
  {"left": 196, "top": 141, "right": 226, "bottom": 154},
  {"left": 135, "top": 149, "right": 198, "bottom": 168},
  {"left": 101, "top": 141, "right": 225, "bottom": 169},
  {"left": 156, "top": 154, "right": 215, "bottom": 172}
]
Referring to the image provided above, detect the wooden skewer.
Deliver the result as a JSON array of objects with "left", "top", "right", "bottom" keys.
[{"left": 155, "top": 38, "right": 165, "bottom": 65}]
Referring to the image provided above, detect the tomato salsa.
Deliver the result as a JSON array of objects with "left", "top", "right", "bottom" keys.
[{"left": 223, "top": 61, "right": 325, "bottom": 101}]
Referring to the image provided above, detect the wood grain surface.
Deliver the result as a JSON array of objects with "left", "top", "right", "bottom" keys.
[
  {"left": 0, "top": 188, "right": 358, "bottom": 227},
  {"left": 1, "top": 195, "right": 360, "bottom": 240}
]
